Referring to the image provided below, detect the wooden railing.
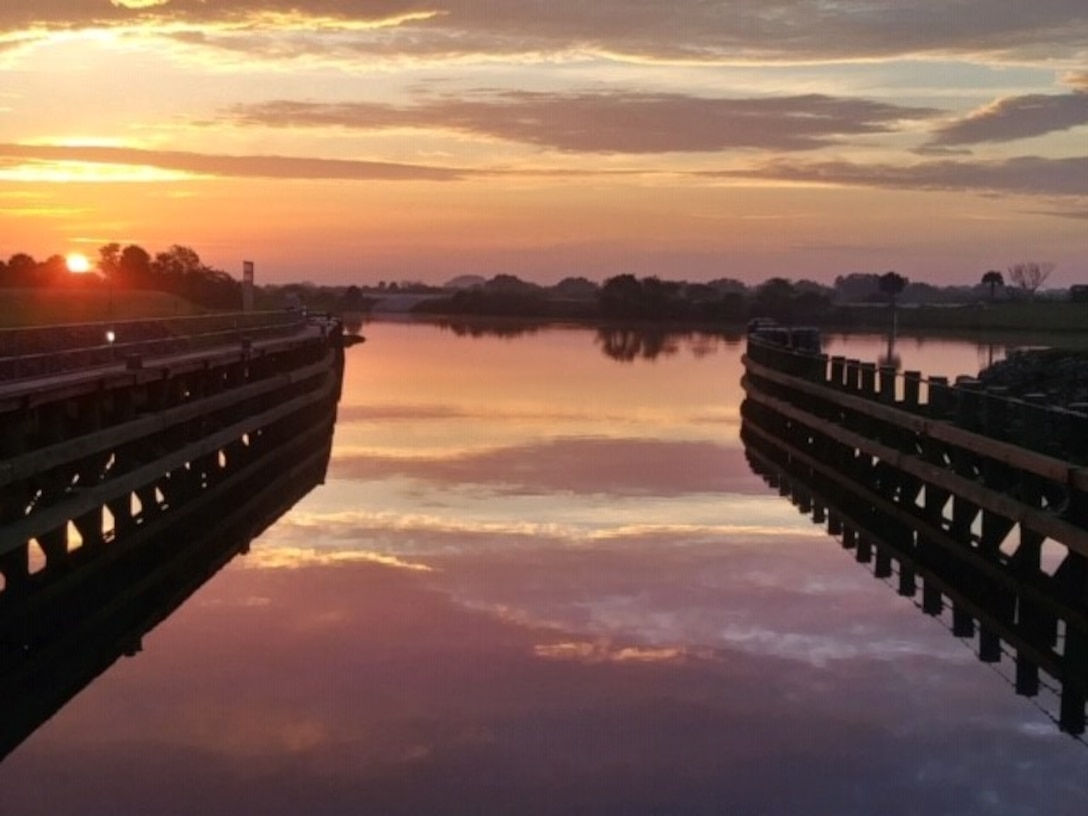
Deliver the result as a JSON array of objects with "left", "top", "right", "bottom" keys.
[
  {"left": 0, "top": 311, "right": 307, "bottom": 381},
  {"left": 742, "top": 331, "right": 1088, "bottom": 733}
]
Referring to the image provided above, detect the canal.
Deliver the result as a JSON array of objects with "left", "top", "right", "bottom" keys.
[{"left": 2, "top": 321, "right": 1086, "bottom": 814}]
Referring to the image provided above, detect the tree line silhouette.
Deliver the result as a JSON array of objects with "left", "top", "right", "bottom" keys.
[
  {"left": 4, "top": 242, "right": 1060, "bottom": 325},
  {"left": 1, "top": 244, "right": 241, "bottom": 310}
]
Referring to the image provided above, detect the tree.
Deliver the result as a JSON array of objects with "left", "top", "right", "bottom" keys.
[
  {"left": 750, "top": 277, "right": 798, "bottom": 322},
  {"left": 342, "top": 284, "right": 363, "bottom": 310},
  {"left": 97, "top": 243, "right": 121, "bottom": 283},
  {"left": 153, "top": 245, "right": 203, "bottom": 282},
  {"left": 37, "top": 254, "right": 70, "bottom": 287},
  {"left": 833, "top": 272, "right": 881, "bottom": 303},
  {"left": 119, "top": 244, "right": 153, "bottom": 289},
  {"left": 3, "top": 253, "right": 37, "bottom": 287},
  {"left": 1007, "top": 261, "right": 1054, "bottom": 299},
  {"left": 981, "top": 270, "right": 1004, "bottom": 301},
  {"left": 598, "top": 273, "right": 645, "bottom": 319},
  {"left": 878, "top": 271, "right": 907, "bottom": 306}
]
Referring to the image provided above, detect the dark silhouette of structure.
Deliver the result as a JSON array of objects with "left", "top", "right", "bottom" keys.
[
  {"left": 742, "top": 330, "right": 1088, "bottom": 735},
  {"left": 0, "top": 313, "right": 344, "bottom": 758}
]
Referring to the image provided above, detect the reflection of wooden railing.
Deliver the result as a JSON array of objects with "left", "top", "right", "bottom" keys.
[
  {"left": 0, "top": 414, "right": 334, "bottom": 759},
  {"left": 0, "top": 311, "right": 307, "bottom": 381},
  {"left": 742, "top": 333, "right": 1088, "bottom": 736}
]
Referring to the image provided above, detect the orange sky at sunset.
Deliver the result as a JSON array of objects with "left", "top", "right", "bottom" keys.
[{"left": 2, "top": 2, "right": 1086, "bottom": 286}]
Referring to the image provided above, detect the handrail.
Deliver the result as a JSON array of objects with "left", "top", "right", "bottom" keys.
[{"left": 0, "top": 312, "right": 307, "bottom": 382}]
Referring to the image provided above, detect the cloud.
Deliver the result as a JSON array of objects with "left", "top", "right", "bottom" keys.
[
  {"left": 225, "top": 92, "right": 938, "bottom": 154},
  {"left": 4, "top": 2, "right": 1088, "bottom": 64},
  {"left": 929, "top": 83, "right": 1088, "bottom": 146},
  {"left": 722, "top": 155, "right": 1088, "bottom": 198},
  {"left": 0, "top": 142, "right": 462, "bottom": 181},
  {"left": 329, "top": 436, "right": 767, "bottom": 497},
  {"left": 243, "top": 545, "right": 433, "bottom": 572}
]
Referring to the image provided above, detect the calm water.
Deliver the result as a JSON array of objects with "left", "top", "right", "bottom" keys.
[{"left": 3, "top": 323, "right": 1087, "bottom": 815}]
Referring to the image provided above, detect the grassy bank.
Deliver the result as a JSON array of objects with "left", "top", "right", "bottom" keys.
[
  {"left": 829, "top": 301, "right": 1088, "bottom": 334},
  {"left": 0, "top": 288, "right": 201, "bottom": 328}
]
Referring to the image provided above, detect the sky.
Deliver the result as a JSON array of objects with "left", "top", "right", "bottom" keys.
[{"left": 1, "top": 1, "right": 1087, "bottom": 287}]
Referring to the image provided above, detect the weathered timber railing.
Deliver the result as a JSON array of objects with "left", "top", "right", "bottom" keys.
[
  {"left": 0, "top": 315, "right": 345, "bottom": 597},
  {"left": 0, "top": 311, "right": 307, "bottom": 381},
  {"left": 742, "top": 331, "right": 1088, "bottom": 735}
]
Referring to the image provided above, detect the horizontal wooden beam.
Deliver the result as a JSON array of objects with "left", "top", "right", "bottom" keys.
[
  {"left": 0, "top": 375, "right": 337, "bottom": 556},
  {"left": 0, "top": 352, "right": 334, "bottom": 489},
  {"left": 743, "top": 355, "right": 1088, "bottom": 492},
  {"left": 742, "top": 413, "right": 1088, "bottom": 631},
  {"left": 0, "top": 327, "right": 327, "bottom": 412},
  {"left": 743, "top": 375, "right": 1088, "bottom": 560}
]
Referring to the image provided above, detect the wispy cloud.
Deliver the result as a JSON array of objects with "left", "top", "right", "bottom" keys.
[
  {"left": 723, "top": 155, "right": 1088, "bottom": 198},
  {"left": 929, "top": 73, "right": 1088, "bottom": 146},
  {"left": 243, "top": 545, "right": 433, "bottom": 572},
  {"left": 224, "top": 92, "right": 938, "bottom": 154},
  {"left": 5, "top": 2, "right": 1088, "bottom": 64},
  {"left": 330, "top": 436, "right": 766, "bottom": 497},
  {"left": 0, "top": 142, "right": 462, "bottom": 181}
]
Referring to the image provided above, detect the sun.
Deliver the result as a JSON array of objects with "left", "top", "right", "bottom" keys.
[{"left": 66, "top": 252, "right": 92, "bottom": 274}]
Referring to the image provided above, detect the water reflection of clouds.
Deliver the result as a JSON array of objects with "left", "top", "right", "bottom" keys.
[
  {"left": 251, "top": 503, "right": 969, "bottom": 675},
  {"left": 337, "top": 403, "right": 739, "bottom": 427},
  {"left": 7, "top": 558, "right": 1081, "bottom": 815},
  {"left": 330, "top": 437, "right": 762, "bottom": 497},
  {"left": 244, "top": 545, "right": 433, "bottom": 572},
  {"left": 533, "top": 641, "right": 691, "bottom": 664},
  {"left": 260, "top": 502, "right": 824, "bottom": 554}
]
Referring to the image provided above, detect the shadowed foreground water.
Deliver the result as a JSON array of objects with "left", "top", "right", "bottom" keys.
[{"left": 2, "top": 323, "right": 1086, "bottom": 815}]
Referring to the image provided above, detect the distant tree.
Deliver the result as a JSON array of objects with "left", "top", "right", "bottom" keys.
[
  {"left": 640, "top": 275, "right": 682, "bottom": 319},
  {"left": 551, "top": 276, "right": 599, "bottom": 299},
  {"left": 1007, "top": 261, "right": 1054, "bottom": 299},
  {"left": 981, "top": 270, "right": 1004, "bottom": 301},
  {"left": 795, "top": 288, "right": 831, "bottom": 318},
  {"left": 38, "top": 254, "right": 70, "bottom": 287},
  {"left": 750, "top": 277, "right": 798, "bottom": 322},
  {"left": 342, "top": 284, "right": 363, "bottom": 310},
  {"left": 153, "top": 245, "right": 203, "bottom": 281},
  {"left": 151, "top": 245, "right": 239, "bottom": 308},
  {"left": 833, "top": 272, "right": 881, "bottom": 303},
  {"left": 794, "top": 278, "right": 833, "bottom": 297},
  {"left": 97, "top": 243, "right": 122, "bottom": 284},
  {"left": 878, "top": 271, "right": 907, "bottom": 306},
  {"left": 119, "top": 244, "right": 153, "bottom": 289},
  {"left": 599, "top": 273, "right": 645, "bottom": 319},
  {"left": 484, "top": 274, "right": 539, "bottom": 294},
  {"left": 4, "top": 253, "right": 37, "bottom": 287},
  {"left": 707, "top": 277, "right": 748, "bottom": 295}
]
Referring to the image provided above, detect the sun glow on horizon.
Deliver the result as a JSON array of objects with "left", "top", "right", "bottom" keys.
[{"left": 65, "top": 252, "right": 92, "bottom": 273}]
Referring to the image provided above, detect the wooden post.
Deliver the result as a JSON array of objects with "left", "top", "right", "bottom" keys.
[
  {"left": 830, "top": 356, "right": 846, "bottom": 388},
  {"left": 860, "top": 363, "right": 877, "bottom": 399},
  {"left": 878, "top": 365, "right": 897, "bottom": 405},
  {"left": 903, "top": 371, "right": 921, "bottom": 412},
  {"left": 928, "top": 376, "right": 950, "bottom": 419},
  {"left": 845, "top": 359, "right": 862, "bottom": 392},
  {"left": 955, "top": 377, "right": 983, "bottom": 431}
]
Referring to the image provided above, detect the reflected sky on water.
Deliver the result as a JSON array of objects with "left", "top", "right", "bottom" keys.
[{"left": 2, "top": 323, "right": 1086, "bottom": 815}]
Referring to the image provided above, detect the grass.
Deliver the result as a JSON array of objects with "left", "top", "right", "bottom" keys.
[
  {"left": 833, "top": 301, "right": 1088, "bottom": 334},
  {"left": 0, "top": 288, "right": 202, "bottom": 328}
]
